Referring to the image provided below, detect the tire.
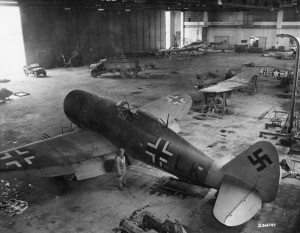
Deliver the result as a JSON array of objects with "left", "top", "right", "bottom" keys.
[
  {"left": 33, "top": 72, "right": 38, "bottom": 77},
  {"left": 24, "top": 71, "right": 28, "bottom": 77},
  {"left": 132, "top": 70, "right": 137, "bottom": 79},
  {"left": 70, "top": 58, "right": 79, "bottom": 67},
  {"left": 91, "top": 70, "right": 98, "bottom": 78},
  {"left": 120, "top": 69, "right": 129, "bottom": 78},
  {"left": 43, "top": 72, "right": 47, "bottom": 77}
]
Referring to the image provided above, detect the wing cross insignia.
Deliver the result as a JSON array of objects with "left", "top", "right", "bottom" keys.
[
  {"left": 166, "top": 95, "right": 186, "bottom": 105},
  {"left": 0, "top": 150, "right": 35, "bottom": 168}
]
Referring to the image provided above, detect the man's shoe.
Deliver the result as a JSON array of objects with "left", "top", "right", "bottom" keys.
[{"left": 118, "top": 187, "right": 124, "bottom": 191}]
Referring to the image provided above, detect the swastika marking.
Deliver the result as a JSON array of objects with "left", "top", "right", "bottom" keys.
[
  {"left": 146, "top": 138, "right": 173, "bottom": 167},
  {"left": 166, "top": 95, "right": 186, "bottom": 105},
  {"left": 247, "top": 148, "right": 273, "bottom": 172}
]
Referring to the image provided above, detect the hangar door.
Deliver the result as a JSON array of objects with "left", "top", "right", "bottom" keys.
[{"left": 214, "top": 36, "right": 230, "bottom": 44}]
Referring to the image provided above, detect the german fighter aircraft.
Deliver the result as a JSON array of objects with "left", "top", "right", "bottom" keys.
[{"left": 0, "top": 89, "right": 280, "bottom": 226}]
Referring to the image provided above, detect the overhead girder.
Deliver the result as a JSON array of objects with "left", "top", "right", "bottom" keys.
[{"left": 0, "top": 0, "right": 298, "bottom": 11}]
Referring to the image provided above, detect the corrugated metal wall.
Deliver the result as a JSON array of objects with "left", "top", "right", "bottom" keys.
[{"left": 20, "top": 8, "right": 166, "bottom": 68}]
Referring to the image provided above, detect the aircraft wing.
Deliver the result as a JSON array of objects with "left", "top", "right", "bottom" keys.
[
  {"left": 213, "top": 174, "right": 262, "bottom": 226},
  {"left": 139, "top": 93, "right": 192, "bottom": 128},
  {"left": 0, "top": 130, "right": 117, "bottom": 180}
]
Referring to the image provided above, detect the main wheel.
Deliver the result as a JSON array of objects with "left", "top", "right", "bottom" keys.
[
  {"left": 43, "top": 72, "right": 47, "bottom": 77},
  {"left": 70, "top": 58, "right": 79, "bottom": 67},
  {"left": 91, "top": 70, "right": 98, "bottom": 78},
  {"left": 24, "top": 71, "right": 29, "bottom": 77},
  {"left": 33, "top": 72, "right": 38, "bottom": 77},
  {"left": 120, "top": 69, "right": 129, "bottom": 78},
  {"left": 131, "top": 70, "right": 137, "bottom": 79}
]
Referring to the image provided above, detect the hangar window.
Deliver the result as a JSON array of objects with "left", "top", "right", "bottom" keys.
[{"left": 0, "top": 6, "right": 26, "bottom": 76}]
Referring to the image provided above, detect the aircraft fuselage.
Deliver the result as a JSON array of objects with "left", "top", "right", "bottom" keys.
[{"left": 64, "top": 90, "right": 224, "bottom": 189}]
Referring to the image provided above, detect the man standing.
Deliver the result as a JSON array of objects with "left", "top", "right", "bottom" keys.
[{"left": 114, "top": 148, "right": 127, "bottom": 191}]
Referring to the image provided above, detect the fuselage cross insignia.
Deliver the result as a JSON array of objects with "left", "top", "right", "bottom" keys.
[
  {"left": 247, "top": 148, "right": 273, "bottom": 172},
  {"left": 166, "top": 95, "right": 186, "bottom": 105},
  {"left": 145, "top": 137, "right": 173, "bottom": 167}
]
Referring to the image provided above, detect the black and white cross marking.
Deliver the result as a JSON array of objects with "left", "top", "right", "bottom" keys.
[
  {"left": 247, "top": 148, "right": 273, "bottom": 172},
  {"left": 0, "top": 149, "right": 35, "bottom": 168},
  {"left": 166, "top": 95, "right": 186, "bottom": 105},
  {"left": 145, "top": 137, "right": 173, "bottom": 167}
]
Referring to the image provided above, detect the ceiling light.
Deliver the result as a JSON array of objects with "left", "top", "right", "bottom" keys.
[
  {"left": 217, "top": 0, "right": 223, "bottom": 5},
  {"left": 98, "top": 8, "right": 104, "bottom": 11}
]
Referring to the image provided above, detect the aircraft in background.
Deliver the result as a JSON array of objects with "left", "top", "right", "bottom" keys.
[{"left": 0, "top": 89, "right": 280, "bottom": 226}]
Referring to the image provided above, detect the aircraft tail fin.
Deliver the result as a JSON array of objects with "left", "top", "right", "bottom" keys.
[
  {"left": 222, "top": 141, "right": 280, "bottom": 202},
  {"left": 213, "top": 141, "right": 280, "bottom": 226}
]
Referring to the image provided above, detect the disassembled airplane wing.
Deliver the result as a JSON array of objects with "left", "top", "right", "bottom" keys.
[
  {"left": 139, "top": 93, "right": 192, "bottom": 132},
  {"left": 214, "top": 141, "right": 280, "bottom": 226},
  {"left": 0, "top": 130, "right": 117, "bottom": 180}
]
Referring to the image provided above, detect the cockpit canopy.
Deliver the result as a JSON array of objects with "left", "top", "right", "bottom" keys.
[{"left": 116, "top": 101, "right": 162, "bottom": 135}]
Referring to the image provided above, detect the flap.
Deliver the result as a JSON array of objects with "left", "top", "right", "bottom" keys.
[
  {"left": 139, "top": 93, "right": 192, "bottom": 124},
  {"left": 213, "top": 175, "right": 262, "bottom": 226},
  {"left": 71, "top": 157, "right": 112, "bottom": 180}
]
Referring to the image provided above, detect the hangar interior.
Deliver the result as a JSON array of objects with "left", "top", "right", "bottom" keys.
[{"left": 1, "top": 0, "right": 300, "bottom": 233}]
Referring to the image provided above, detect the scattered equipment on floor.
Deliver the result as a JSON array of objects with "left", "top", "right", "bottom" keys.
[
  {"left": 119, "top": 208, "right": 196, "bottom": 233},
  {"left": 259, "top": 34, "right": 300, "bottom": 153},
  {"left": 200, "top": 86, "right": 230, "bottom": 115},
  {"left": 57, "top": 51, "right": 82, "bottom": 67},
  {"left": 0, "top": 199, "right": 28, "bottom": 216},
  {"left": 190, "top": 71, "right": 224, "bottom": 89},
  {"left": 0, "top": 88, "right": 13, "bottom": 102}
]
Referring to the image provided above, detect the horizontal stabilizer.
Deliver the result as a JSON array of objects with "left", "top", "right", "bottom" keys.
[{"left": 214, "top": 175, "right": 262, "bottom": 226}]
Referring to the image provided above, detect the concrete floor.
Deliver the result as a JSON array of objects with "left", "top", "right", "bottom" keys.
[{"left": 1, "top": 52, "right": 300, "bottom": 233}]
